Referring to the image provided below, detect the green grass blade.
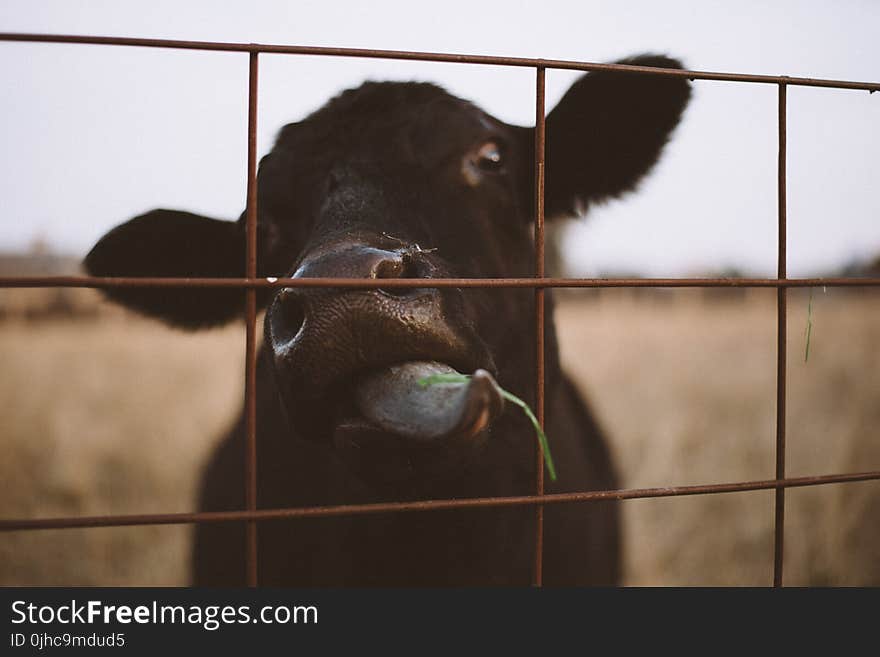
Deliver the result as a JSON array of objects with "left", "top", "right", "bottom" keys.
[
  {"left": 804, "top": 287, "right": 813, "bottom": 363},
  {"left": 417, "top": 373, "right": 471, "bottom": 387},
  {"left": 498, "top": 389, "right": 557, "bottom": 482},
  {"left": 417, "top": 373, "right": 558, "bottom": 482}
]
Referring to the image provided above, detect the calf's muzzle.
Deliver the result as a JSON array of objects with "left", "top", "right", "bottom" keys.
[{"left": 264, "top": 240, "right": 500, "bottom": 467}]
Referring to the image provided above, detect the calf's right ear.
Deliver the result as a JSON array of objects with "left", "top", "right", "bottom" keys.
[
  {"left": 84, "top": 209, "right": 245, "bottom": 329},
  {"left": 541, "top": 54, "right": 692, "bottom": 219}
]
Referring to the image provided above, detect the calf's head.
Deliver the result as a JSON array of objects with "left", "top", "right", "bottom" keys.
[{"left": 86, "top": 55, "right": 690, "bottom": 486}]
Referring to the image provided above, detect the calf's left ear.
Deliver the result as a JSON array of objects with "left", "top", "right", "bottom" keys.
[
  {"left": 539, "top": 54, "right": 692, "bottom": 219},
  {"left": 84, "top": 209, "right": 246, "bottom": 329}
]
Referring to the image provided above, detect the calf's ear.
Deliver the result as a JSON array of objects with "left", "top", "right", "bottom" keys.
[
  {"left": 542, "top": 54, "right": 691, "bottom": 219},
  {"left": 84, "top": 209, "right": 245, "bottom": 329}
]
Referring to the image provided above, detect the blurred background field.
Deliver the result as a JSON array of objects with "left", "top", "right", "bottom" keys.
[
  {"left": 1, "top": 264, "right": 877, "bottom": 586},
  {"left": 557, "top": 287, "right": 880, "bottom": 585},
  {"left": 2, "top": 0, "right": 879, "bottom": 589}
]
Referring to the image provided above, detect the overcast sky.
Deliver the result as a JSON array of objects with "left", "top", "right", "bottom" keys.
[{"left": 1, "top": 0, "right": 877, "bottom": 276}]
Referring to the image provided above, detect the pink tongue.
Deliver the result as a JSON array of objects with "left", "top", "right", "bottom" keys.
[{"left": 353, "top": 361, "right": 503, "bottom": 443}]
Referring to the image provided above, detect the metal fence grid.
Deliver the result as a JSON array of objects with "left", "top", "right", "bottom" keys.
[{"left": 1, "top": 33, "right": 879, "bottom": 588}]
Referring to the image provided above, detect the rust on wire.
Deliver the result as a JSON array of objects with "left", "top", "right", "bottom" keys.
[
  {"left": 2, "top": 471, "right": 878, "bottom": 533},
  {"left": 2, "top": 276, "right": 880, "bottom": 290},
  {"left": 244, "top": 51, "right": 259, "bottom": 588},
  {"left": 2, "top": 31, "right": 879, "bottom": 586},
  {"left": 533, "top": 66, "right": 547, "bottom": 587},
  {"left": 774, "top": 82, "right": 788, "bottom": 587},
  {"left": 1, "top": 33, "right": 880, "bottom": 91}
]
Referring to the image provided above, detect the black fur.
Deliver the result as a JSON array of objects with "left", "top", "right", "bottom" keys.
[
  {"left": 84, "top": 55, "right": 691, "bottom": 586},
  {"left": 544, "top": 55, "right": 692, "bottom": 217},
  {"left": 84, "top": 210, "right": 244, "bottom": 329}
]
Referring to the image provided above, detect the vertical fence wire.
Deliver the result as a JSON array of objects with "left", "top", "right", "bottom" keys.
[
  {"left": 2, "top": 34, "right": 880, "bottom": 586},
  {"left": 773, "top": 82, "right": 788, "bottom": 587},
  {"left": 245, "top": 52, "right": 260, "bottom": 587},
  {"left": 532, "top": 66, "right": 547, "bottom": 587}
]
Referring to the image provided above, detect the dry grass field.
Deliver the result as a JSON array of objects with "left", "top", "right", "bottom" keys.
[
  {"left": 557, "top": 289, "right": 880, "bottom": 586},
  {"left": 1, "top": 288, "right": 878, "bottom": 586}
]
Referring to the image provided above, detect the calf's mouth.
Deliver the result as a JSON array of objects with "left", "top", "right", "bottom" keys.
[
  {"left": 266, "top": 284, "right": 502, "bottom": 486},
  {"left": 325, "top": 360, "right": 504, "bottom": 487},
  {"left": 335, "top": 360, "right": 503, "bottom": 448}
]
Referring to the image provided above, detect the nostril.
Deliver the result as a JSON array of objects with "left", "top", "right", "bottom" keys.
[
  {"left": 269, "top": 289, "right": 306, "bottom": 350},
  {"left": 399, "top": 254, "right": 422, "bottom": 279},
  {"left": 374, "top": 258, "right": 406, "bottom": 279},
  {"left": 375, "top": 254, "right": 426, "bottom": 298}
]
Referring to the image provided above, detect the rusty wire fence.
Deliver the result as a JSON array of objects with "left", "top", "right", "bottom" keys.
[{"left": 1, "top": 33, "right": 879, "bottom": 588}]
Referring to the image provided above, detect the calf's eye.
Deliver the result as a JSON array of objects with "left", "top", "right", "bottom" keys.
[{"left": 475, "top": 142, "right": 504, "bottom": 171}]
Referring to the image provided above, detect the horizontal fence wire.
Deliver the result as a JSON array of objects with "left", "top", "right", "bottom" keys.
[
  {"left": 1, "top": 471, "right": 878, "bottom": 532},
  {"left": 1, "top": 33, "right": 880, "bottom": 91},
  {"left": 1, "top": 32, "right": 879, "bottom": 587},
  {"left": 2, "top": 276, "right": 880, "bottom": 289}
]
